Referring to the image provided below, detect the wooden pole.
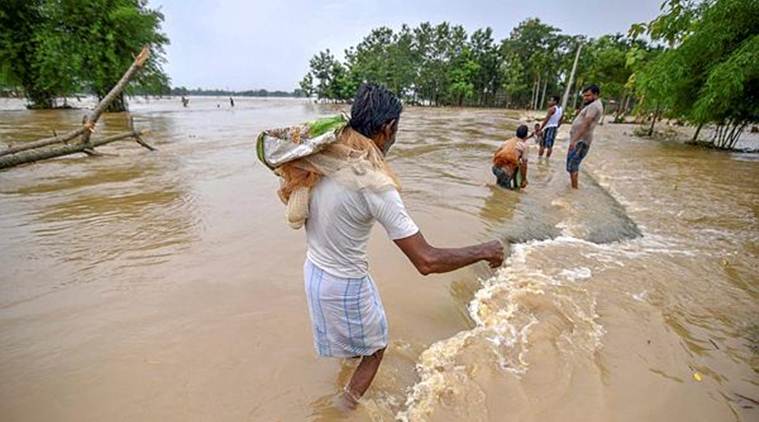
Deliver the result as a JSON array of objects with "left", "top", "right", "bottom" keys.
[
  {"left": 561, "top": 43, "right": 582, "bottom": 112},
  {"left": 539, "top": 76, "right": 548, "bottom": 110}
]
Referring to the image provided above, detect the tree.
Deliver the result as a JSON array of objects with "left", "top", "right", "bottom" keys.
[
  {"left": 0, "top": 0, "right": 54, "bottom": 107},
  {"left": 0, "top": 0, "right": 169, "bottom": 110},
  {"left": 309, "top": 49, "right": 337, "bottom": 100},
  {"left": 500, "top": 18, "right": 561, "bottom": 108},
  {"left": 469, "top": 28, "right": 502, "bottom": 106},
  {"left": 299, "top": 73, "right": 313, "bottom": 98},
  {"left": 632, "top": 0, "right": 759, "bottom": 147},
  {"left": 446, "top": 47, "right": 479, "bottom": 106}
]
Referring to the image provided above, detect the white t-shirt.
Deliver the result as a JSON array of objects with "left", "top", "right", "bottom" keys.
[
  {"left": 306, "top": 177, "right": 419, "bottom": 278},
  {"left": 547, "top": 105, "right": 563, "bottom": 128}
]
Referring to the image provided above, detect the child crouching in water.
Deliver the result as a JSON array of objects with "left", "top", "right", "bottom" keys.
[{"left": 492, "top": 125, "right": 529, "bottom": 190}]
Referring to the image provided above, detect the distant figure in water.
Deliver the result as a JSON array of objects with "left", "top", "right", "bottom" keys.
[
  {"left": 217, "top": 103, "right": 220, "bottom": 108},
  {"left": 492, "top": 124, "right": 530, "bottom": 190},
  {"left": 229, "top": 97, "right": 235, "bottom": 107},
  {"left": 181, "top": 96, "right": 189, "bottom": 107},
  {"left": 537, "top": 95, "right": 563, "bottom": 158},
  {"left": 567, "top": 84, "right": 603, "bottom": 189},
  {"left": 298, "top": 83, "right": 504, "bottom": 410}
]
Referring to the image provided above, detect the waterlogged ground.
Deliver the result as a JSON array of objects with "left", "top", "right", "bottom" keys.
[{"left": 1, "top": 97, "right": 757, "bottom": 421}]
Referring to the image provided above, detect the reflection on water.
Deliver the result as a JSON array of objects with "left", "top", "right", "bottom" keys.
[{"left": 0, "top": 97, "right": 757, "bottom": 421}]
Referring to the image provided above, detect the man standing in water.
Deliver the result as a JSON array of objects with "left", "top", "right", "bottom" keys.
[
  {"left": 567, "top": 84, "right": 603, "bottom": 189},
  {"left": 538, "top": 95, "right": 562, "bottom": 158},
  {"left": 303, "top": 83, "right": 504, "bottom": 409}
]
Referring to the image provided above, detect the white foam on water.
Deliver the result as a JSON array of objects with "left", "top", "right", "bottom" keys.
[
  {"left": 631, "top": 290, "right": 649, "bottom": 302},
  {"left": 396, "top": 236, "right": 608, "bottom": 421},
  {"left": 559, "top": 267, "right": 592, "bottom": 282}
]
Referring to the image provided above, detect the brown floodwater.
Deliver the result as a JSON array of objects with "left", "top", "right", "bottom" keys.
[{"left": 0, "top": 97, "right": 757, "bottom": 421}]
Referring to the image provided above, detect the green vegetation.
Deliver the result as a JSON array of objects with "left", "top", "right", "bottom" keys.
[
  {"left": 301, "top": 0, "right": 757, "bottom": 148},
  {"left": 631, "top": 0, "right": 758, "bottom": 148},
  {"left": 299, "top": 19, "right": 657, "bottom": 113},
  {"left": 0, "top": 0, "right": 169, "bottom": 111}
]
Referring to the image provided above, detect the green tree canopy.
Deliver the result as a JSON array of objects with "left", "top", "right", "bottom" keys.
[{"left": 0, "top": 0, "right": 169, "bottom": 110}]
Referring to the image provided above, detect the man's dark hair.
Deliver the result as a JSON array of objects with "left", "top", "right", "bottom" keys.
[
  {"left": 349, "top": 83, "right": 403, "bottom": 139},
  {"left": 550, "top": 95, "right": 561, "bottom": 103},
  {"left": 582, "top": 84, "right": 600, "bottom": 95},
  {"left": 516, "top": 124, "right": 529, "bottom": 138}
]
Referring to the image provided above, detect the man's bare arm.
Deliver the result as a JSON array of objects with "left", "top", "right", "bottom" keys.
[{"left": 393, "top": 232, "right": 504, "bottom": 275}]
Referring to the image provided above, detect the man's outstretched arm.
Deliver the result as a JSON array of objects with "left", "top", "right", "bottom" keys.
[{"left": 393, "top": 232, "right": 504, "bottom": 275}]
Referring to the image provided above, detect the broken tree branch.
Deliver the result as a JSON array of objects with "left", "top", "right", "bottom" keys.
[
  {"left": 81, "top": 46, "right": 150, "bottom": 148},
  {"left": 0, "top": 128, "right": 86, "bottom": 157},
  {"left": 0, "top": 129, "right": 150, "bottom": 169},
  {"left": 0, "top": 46, "right": 154, "bottom": 169}
]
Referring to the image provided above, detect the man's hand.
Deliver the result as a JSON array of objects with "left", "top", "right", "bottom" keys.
[{"left": 480, "top": 240, "right": 504, "bottom": 268}]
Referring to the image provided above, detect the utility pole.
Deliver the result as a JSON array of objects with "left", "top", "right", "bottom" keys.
[{"left": 561, "top": 43, "right": 582, "bottom": 111}]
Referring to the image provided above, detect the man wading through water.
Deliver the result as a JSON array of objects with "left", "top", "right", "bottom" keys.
[
  {"left": 567, "top": 84, "right": 603, "bottom": 189},
  {"left": 263, "top": 84, "right": 504, "bottom": 409},
  {"left": 537, "top": 95, "right": 563, "bottom": 158}
]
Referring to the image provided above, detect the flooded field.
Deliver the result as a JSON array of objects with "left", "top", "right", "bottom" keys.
[{"left": 1, "top": 97, "right": 757, "bottom": 421}]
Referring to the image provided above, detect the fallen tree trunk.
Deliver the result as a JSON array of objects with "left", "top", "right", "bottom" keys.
[
  {"left": 0, "top": 128, "right": 86, "bottom": 157},
  {"left": 0, "top": 46, "right": 153, "bottom": 168},
  {"left": 0, "top": 129, "right": 153, "bottom": 169}
]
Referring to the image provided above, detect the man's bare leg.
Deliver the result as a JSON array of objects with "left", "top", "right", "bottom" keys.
[
  {"left": 341, "top": 348, "right": 386, "bottom": 408},
  {"left": 570, "top": 172, "right": 579, "bottom": 189},
  {"left": 546, "top": 147, "right": 552, "bottom": 158},
  {"left": 538, "top": 146, "right": 545, "bottom": 157}
]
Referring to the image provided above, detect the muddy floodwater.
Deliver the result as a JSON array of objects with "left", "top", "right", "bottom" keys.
[{"left": 1, "top": 97, "right": 757, "bottom": 421}]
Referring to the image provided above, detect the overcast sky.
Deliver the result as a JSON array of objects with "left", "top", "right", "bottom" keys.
[{"left": 152, "top": 0, "right": 664, "bottom": 91}]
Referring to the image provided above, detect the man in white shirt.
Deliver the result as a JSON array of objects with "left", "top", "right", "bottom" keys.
[
  {"left": 303, "top": 83, "right": 504, "bottom": 409},
  {"left": 538, "top": 95, "right": 563, "bottom": 158}
]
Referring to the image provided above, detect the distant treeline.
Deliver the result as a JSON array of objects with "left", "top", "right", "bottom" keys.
[
  {"left": 299, "top": 18, "right": 657, "bottom": 111},
  {"left": 300, "top": 0, "right": 757, "bottom": 148},
  {"left": 167, "top": 87, "right": 305, "bottom": 97}
]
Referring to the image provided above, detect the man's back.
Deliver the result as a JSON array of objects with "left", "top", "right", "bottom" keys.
[
  {"left": 305, "top": 177, "right": 418, "bottom": 278},
  {"left": 493, "top": 137, "right": 526, "bottom": 169}
]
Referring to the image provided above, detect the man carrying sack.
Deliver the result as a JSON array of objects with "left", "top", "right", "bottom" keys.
[{"left": 257, "top": 83, "right": 504, "bottom": 409}]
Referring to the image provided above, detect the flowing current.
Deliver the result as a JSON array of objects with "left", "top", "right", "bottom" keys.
[{"left": 0, "top": 97, "right": 757, "bottom": 421}]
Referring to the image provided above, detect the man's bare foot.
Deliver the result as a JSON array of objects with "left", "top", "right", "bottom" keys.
[
  {"left": 520, "top": 180, "right": 528, "bottom": 189},
  {"left": 335, "top": 387, "right": 360, "bottom": 411}
]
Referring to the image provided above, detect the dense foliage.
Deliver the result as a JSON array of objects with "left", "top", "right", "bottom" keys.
[
  {"left": 0, "top": 0, "right": 169, "bottom": 111},
  {"left": 301, "top": 0, "right": 757, "bottom": 147},
  {"left": 299, "top": 18, "right": 655, "bottom": 113},
  {"left": 632, "top": 0, "right": 758, "bottom": 148}
]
